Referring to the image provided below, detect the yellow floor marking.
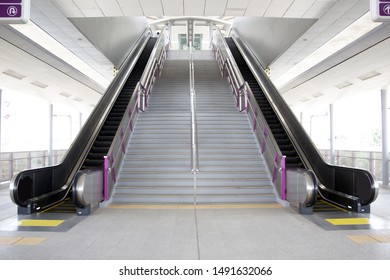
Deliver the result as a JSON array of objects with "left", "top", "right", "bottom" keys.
[
  {"left": 0, "top": 237, "right": 46, "bottom": 246},
  {"left": 0, "top": 237, "right": 23, "bottom": 245},
  {"left": 325, "top": 218, "right": 370, "bottom": 225},
  {"left": 370, "top": 234, "right": 390, "bottom": 243},
  {"left": 14, "top": 237, "right": 46, "bottom": 246},
  {"left": 347, "top": 235, "right": 379, "bottom": 244},
  {"left": 18, "top": 219, "right": 65, "bottom": 227},
  {"left": 108, "top": 203, "right": 283, "bottom": 210}
]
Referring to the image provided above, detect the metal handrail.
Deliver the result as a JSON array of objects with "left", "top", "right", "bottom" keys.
[
  {"left": 189, "top": 44, "right": 199, "bottom": 173},
  {"left": 101, "top": 28, "right": 170, "bottom": 202}
]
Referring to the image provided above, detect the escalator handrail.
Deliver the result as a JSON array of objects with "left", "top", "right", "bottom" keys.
[
  {"left": 10, "top": 29, "right": 152, "bottom": 212},
  {"left": 101, "top": 28, "right": 170, "bottom": 202},
  {"left": 229, "top": 28, "right": 379, "bottom": 208}
]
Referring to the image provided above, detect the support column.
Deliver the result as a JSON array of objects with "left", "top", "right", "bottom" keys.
[
  {"left": 79, "top": 112, "right": 83, "bottom": 130},
  {"left": 381, "top": 89, "right": 389, "bottom": 185},
  {"left": 48, "top": 104, "right": 53, "bottom": 166},
  {"left": 329, "top": 104, "right": 335, "bottom": 165}
]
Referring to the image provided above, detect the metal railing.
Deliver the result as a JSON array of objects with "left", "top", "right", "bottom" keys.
[
  {"left": 211, "top": 28, "right": 286, "bottom": 200},
  {"left": 0, "top": 150, "right": 66, "bottom": 183},
  {"left": 189, "top": 44, "right": 199, "bottom": 173},
  {"left": 320, "top": 149, "right": 389, "bottom": 183},
  {"left": 103, "top": 28, "right": 170, "bottom": 201}
]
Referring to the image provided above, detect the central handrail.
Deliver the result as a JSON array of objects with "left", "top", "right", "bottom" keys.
[{"left": 189, "top": 44, "right": 199, "bottom": 173}]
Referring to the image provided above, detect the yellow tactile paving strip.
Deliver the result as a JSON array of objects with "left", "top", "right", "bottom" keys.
[
  {"left": 18, "top": 219, "right": 65, "bottom": 227},
  {"left": 347, "top": 234, "right": 390, "bottom": 244},
  {"left": 0, "top": 237, "right": 46, "bottom": 246},
  {"left": 108, "top": 203, "right": 283, "bottom": 210},
  {"left": 326, "top": 218, "right": 370, "bottom": 225}
]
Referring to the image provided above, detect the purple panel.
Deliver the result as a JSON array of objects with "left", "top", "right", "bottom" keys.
[
  {"left": 281, "top": 156, "right": 286, "bottom": 200},
  {"left": 380, "top": 3, "right": 390, "bottom": 16},
  {"left": 0, "top": 4, "right": 21, "bottom": 17},
  {"left": 103, "top": 157, "right": 109, "bottom": 201},
  {"left": 0, "top": 0, "right": 22, "bottom": 3},
  {"left": 272, "top": 154, "right": 279, "bottom": 183},
  {"left": 253, "top": 110, "right": 258, "bottom": 132}
]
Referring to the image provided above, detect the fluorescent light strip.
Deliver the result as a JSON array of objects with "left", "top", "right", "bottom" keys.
[
  {"left": 273, "top": 12, "right": 382, "bottom": 88},
  {"left": 10, "top": 21, "right": 110, "bottom": 89}
]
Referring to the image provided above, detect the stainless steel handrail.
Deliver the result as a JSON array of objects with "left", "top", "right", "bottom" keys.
[
  {"left": 189, "top": 44, "right": 199, "bottom": 173},
  {"left": 100, "top": 27, "right": 170, "bottom": 202}
]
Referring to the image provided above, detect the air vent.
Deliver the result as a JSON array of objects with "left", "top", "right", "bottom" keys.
[
  {"left": 60, "top": 92, "right": 72, "bottom": 98},
  {"left": 359, "top": 71, "right": 381, "bottom": 81},
  {"left": 2, "top": 69, "right": 26, "bottom": 80},
  {"left": 336, "top": 81, "right": 353, "bottom": 89},
  {"left": 31, "top": 81, "right": 48, "bottom": 89}
]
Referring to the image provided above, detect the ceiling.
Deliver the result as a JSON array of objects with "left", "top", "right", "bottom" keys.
[{"left": 0, "top": 0, "right": 389, "bottom": 115}]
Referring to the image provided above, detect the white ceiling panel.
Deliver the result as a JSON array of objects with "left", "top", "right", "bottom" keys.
[
  {"left": 265, "top": 0, "right": 294, "bottom": 17},
  {"left": 95, "top": 0, "right": 123, "bottom": 16},
  {"left": 162, "top": 0, "right": 184, "bottom": 16},
  {"left": 244, "top": 0, "right": 271, "bottom": 16},
  {"left": 118, "top": 0, "right": 144, "bottom": 16},
  {"left": 73, "top": 0, "right": 99, "bottom": 9},
  {"left": 184, "top": 0, "right": 205, "bottom": 16},
  {"left": 227, "top": 0, "right": 250, "bottom": 9},
  {"left": 205, "top": 0, "right": 228, "bottom": 16},
  {"left": 290, "top": 0, "right": 316, "bottom": 10},
  {"left": 140, "top": 0, "right": 164, "bottom": 16},
  {"left": 52, "top": 0, "right": 84, "bottom": 17},
  {"left": 304, "top": 0, "right": 336, "bottom": 18}
]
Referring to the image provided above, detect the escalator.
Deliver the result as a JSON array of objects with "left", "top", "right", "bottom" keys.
[
  {"left": 225, "top": 37, "right": 378, "bottom": 213},
  {"left": 10, "top": 33, "right": 157, "bottom": 214},
  {"left": 82, "top": 38, "right": 157, "bottom": 169}
]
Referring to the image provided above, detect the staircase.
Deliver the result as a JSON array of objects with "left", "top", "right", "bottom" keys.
[
  {"left": 194, "top": 52, "right": 275, "bottom": 203},
  {"left": 113, "top": 52, "right": 194, "bottom": 203},
  {"left": 112, "top": 50, "right": 275, "bottom": 204}
]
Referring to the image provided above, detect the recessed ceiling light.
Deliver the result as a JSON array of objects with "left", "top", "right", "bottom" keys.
[
  {"left": 312, "top": 92, "right": 324, "bottom": 98},
  {"left": 358, "top": 71, "right": 381, "bottom": 81},
  {"left": 2, "top": 69, "right": 26, "bottom": 80},
  {"left": 31, "top": 81, "right": 48, "bottom": 89},
  {"left": 60, "top": 92, "right": 72, "bottom": 98},
  {"left": 336, "top": 81, "right": 353, "bottom": 89}
]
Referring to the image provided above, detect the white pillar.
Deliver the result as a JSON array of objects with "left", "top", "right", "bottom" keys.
[
  {"left": 48, "top": 104, "right": 53, "bottom": 166},
  {"left": 329, "top": 104, "right": 335, "bottom": 164},
  {"left": 381, "top": 89, "right": 389, "bottom": 185}
]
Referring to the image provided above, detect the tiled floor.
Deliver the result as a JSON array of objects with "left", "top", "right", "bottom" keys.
[{"left": 1, "top": 183, "right": 390, "bottom": 260}]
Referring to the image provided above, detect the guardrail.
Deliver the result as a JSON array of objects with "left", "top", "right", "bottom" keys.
[
  {"left": 102, "top": 28, "right": 170, "bottom": 202},
  {"left": 0, "top": 150, "right": 66, "bottom": 183}
]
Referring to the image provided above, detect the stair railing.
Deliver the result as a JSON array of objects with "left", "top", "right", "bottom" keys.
[
  {"left": 101, "top": 28, "right": 170, "bottom": 202},
  {"left": 189, "top": 43, "right": 199, "bottom": 174}
]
